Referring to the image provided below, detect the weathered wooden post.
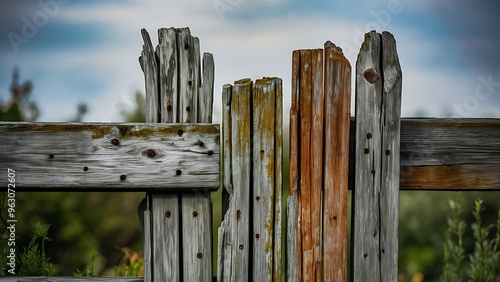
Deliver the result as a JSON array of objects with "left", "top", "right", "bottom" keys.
[
  {"left": 352, "top": 30, "right": 402, "bottom": 282},
  {"left": 138, "top": 27, "right": 216, "bottom": 281},
  {"left": 217, "top": 77, "right": 283, "bottom": 281},
  {"left": 287, "top": 42, "right": 351, "bottom": 281}
]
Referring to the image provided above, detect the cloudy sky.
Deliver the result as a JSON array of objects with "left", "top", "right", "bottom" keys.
[{"left": 0, "top": 0, "right": 499, "bottom": 122}]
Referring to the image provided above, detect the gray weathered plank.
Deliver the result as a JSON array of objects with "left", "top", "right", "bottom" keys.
[
  {"left": 252, "top": 78, "right": 276, "bottom": 282},
  {"left": 0, "top": 278, "right": 143, "bottom": 281},
  {"left": 343, "top": 118, "right": 500, "bottom": 190},
  {"left": 353, "top": 30, "right": 402, "bottom": 282},
  {"left": 158, "top": 27, "right": 178, "bottom": 123},
  {"left": 286, "top": 191, "right": 298, "bottom": 282},
  {"left": 229, "top": 79, "right": 252, "bottom": 281},
  {"left": 199, "top": 53, "right": 215, "bottom": 123},
  {"left": 152, "top": 193, "right": 180, "bottom": 281},
  {"left": 140, "top": 28, "right": 159, "bottom": 123},
  {"left": 0, "top": 123, "right": 219, "bottom": 190},
  {"left": 182, "top": 194, "right": 213, "bottom": 281},
  {"left": 379, "top": 31, "right": 402, "bottom": 281},
  {"left": 221, "top": 84, "right": 233, "bottom": 217},
  {"left": 177, "top": 28, "right": 197, "bottom": 123},
  {"left": 353, "top": 30, "right": 383, "bottom": 282},
  {"left": 273, "top": 78, "right": 283, "bottom": 282}
]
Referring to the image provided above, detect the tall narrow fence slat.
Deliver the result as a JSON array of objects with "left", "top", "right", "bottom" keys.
[
  {"left": 287, "top": 50, "right": 300, "bottom": 282},
  {"left": 352, "top": 30, "right": 402, "bottom": 281},
  {"left": 139, "top": 27, "right": 215, "bottom": 282},
  {"left": 221, "top": 85, "right": 233, "bottom": 218},
  {"left": 322, "top": 41, "right": 351, "bottom": 281},
  {"left": 288, "top": 42, "right": 351, "bottom": 281},
  {"left": 218, "top": 77, "right": 283, "bottom": 281},
  {"left": 379, "top": 31, "right": 402, "bottom": 281}
]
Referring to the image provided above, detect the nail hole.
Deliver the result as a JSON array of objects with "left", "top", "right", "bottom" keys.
[
  {"left": 167, "top": 105, "right": 172, "bottom": 112},
  {"left": 120, "top": 175, "right": 126, "bottom": 181},
  {"left": 165, "top": 211, "right": 171, "bottom": 217},
  {"left": 364, "top": 148, "right": 369, "bottom": 154},
  {"left": 197, "top": 252, "right": 203, "bottom": 259},
  {"left": 192, "top": 211, "right": 198, "bottom": 217},
  {"left": 184, "top": 42, "right": 189, "bottom": 50},
  {"left": 367, "top": 133, "right": 372, "bottom": 139},
  {"left": 178, "top": 129, "right": 184, "bottom": 136},
  {"left": 207, "top": 150, "right": 213, "bottom": 155},
  {"left": 386, "top": 149, "right": 391, "bottom": 155},
  {"left": 186, "top": 106, "right": 191, "bottom": 112},
  {"left": 83, "top": 166, "right": 88, "bottom": 172},
  {"left": 49, "top": 154, "right": 55, "bottom": 159},
  {"left": 382, "top": 249, "right": 385, "bottom": 253},
  {"left": 188, "top": 80, "right": 192, "bottom": 86},
  {"left": 256, "top": 196, "right": 260, "bottom": 201},
  {"left": 255, "top": 234, "right": 260, "bottom": 239},
  {"left": 371, "top": 170, "right": 375, "bottom": 175},
  {"left": 364, "top": 253, "right": 368, "bottom": 258},
  {"left": 239, "top": 245, "right": 244, "bottom": 250},
  {"left": 333, "top": 216, "right": 337, "bottom": 220},
  {"left": 111, "top": 138, "right": 120, "bottom": 146}
]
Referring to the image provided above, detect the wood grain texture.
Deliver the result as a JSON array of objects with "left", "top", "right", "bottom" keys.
[
  {"left": 0, "top": 123, "right": 219, "bottom": 191},
  {"left": 298, "top": 50, "right": 314, "bottom": 282},
  {"left": 344, "top": 118, "right": 500, "bottom": 190},
  {"left": 379, "top": 31, "right": 402, "bottom": 281},
  {"left": 199, "top": 53, "right": 215, "bottom": 123},
  {"left": 158, "top": 28, "right": 178, "bottom": 123},
  {"left": 178, "top": 28, "right": 197, "bottom": 123},
  {"left": 322, "top": 41, "right": 351, "bottom": 281},
  {"left": 273, "top": 78, "right": 283, "bottom": 282},
  {"left": 140, "top": 28, "right": 160, "bottom": 123},
  {"left": 353, "top": 30, "right": 383, "bottom": 282},
  {"left": 182, "top": 194, "right": 213, "bottom": 281},
  {"left": 352, "top": 30, "right": 402, "bottom": 282},
  {"left": 152, "top": 193, "right": 180, "bottom": 281},
  {"left": 287, "top": 50, "right": 301, "bottom": 282},
  {"left": 0, "top": 278, "right": 143, "bottom": 281},
  {"left": 222, "top": 85, "right": 233, "bottom": 218}
]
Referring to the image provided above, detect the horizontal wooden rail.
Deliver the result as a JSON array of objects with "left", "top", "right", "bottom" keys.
[
  {"left": 0, "top": 122, "right": 219, "bottom": 191},
  {"left": 348, "top": 118, "right": 500, "bottom": 190},
  {"left": 0, "top": 278, "right": 143, "bottom": 281}
]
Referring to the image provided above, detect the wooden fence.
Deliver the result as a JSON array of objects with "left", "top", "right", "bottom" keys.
[{"left": 1, "top": 27, "right": 500, "bottom": 282}]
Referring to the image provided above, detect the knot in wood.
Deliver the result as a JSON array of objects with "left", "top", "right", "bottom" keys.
[
  {"left": 146, "top": 149, "right": 156, "bottom": 158},
  {"left": 363, "top": 68, "right": 379, "bottom": 84}
]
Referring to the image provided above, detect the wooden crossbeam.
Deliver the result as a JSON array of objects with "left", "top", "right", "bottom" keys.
[
  {"left": 347, "top": 118, "right": 500, "bottom": 190},
  {"left": 0, "top": 122, "right": 220, "bottom": 191}
]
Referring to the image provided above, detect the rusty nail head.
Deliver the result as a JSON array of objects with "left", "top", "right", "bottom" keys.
[
  {"left": 49, "top": 154, "right": 55, "bottom": 159},
  {"left": 367, "top": 133, "right": 372, "bottom": 139},
  {"left": 111, "top": 138, "right": 120, "bottom": 145},
  {"left": 197, "top": 252, "right": 202, "bottom": 259},
  {"left": 83, "top": 166, "right": 88, "bottom": 172},
  {"left": 386, "top": 149, "right": 391, "bottom": 155},
  {"left": 176, "top": 169, "right": 182, "bottom": 176},
  {"left": 364, "top": 148, "right": 369, "bottom": 154},
  {"left": 207, "top": 150, "right": 214, "bottom": 155},
  {"left": 192, "top": 211, "right": 198, "bottom": 217},
  {"left": 255, "top": 234, "right": 260, "bottom": 239},
  {"left": 165, "top": 211, "right": 171, "bottom": 217},
  {"left": 363, "top": 68, "right": 379, "bottom": 84},
  {"left": 120, "top": 174, "right": 126, "bottom": 181},
  {"left": 256, "top": 196, "right": 260, "bottom": 201},
  {"left": 146, "top": 149, "right": 156, "bottom": 158},
  {"left": 239, "top": 245, "right": 244, "bottom": 250},
  {"left": 333, "top": 216, "right": 337, "bottom": 220},
  {"left": 364, "top": 253, "right": 368, "bottom": 258},
  {"left": 178, "top": 129, "right": 183, "bottom": 136}
]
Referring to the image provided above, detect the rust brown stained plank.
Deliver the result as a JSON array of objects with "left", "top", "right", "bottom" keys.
[
  {"left": 288, "top": 50, "right": 301, "bottom": 282},
  {"left": 309, "top": 48, "right": 324, "bottom": 282},
  {"left": 322, "top": 42, "right": 351, "bottom": 281},
  {"left": 299, "top": 50, "right": 313, "bottom": 282}
]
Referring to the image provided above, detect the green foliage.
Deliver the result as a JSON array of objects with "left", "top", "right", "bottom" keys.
[
  {"left": 442, "top": 198, "right": 500, "bottom": 282},
  {"left": 17, "top": 223, "right": 58, "bottom": 276},
  {"left": 74, "top": 250, "right": 97, "bottom": 277}
]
